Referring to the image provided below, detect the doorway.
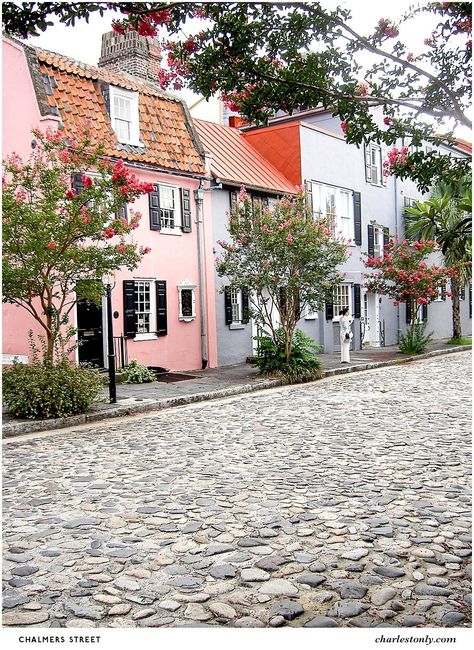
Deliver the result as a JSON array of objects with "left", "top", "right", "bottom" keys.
[
  {"left": 77, "top": 299, "right": 104, "bottom": 367},
  {"left": 361, "top": 290, "right": 380, "bottom": 347}
]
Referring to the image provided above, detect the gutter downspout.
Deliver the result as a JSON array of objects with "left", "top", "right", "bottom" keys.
[
  {"left": 394, "top": 174, "right": 400, "bottom": 343},
  {"left": 194, "top": 181, "right": 208, "bottom": 369}
]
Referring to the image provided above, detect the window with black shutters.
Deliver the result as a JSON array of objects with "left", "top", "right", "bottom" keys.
[
  {"left": 149, "top": 185, "right": 191, "bottom": 233},
  {"left": 122, "top": 279, "right": 167, "bottom": 338},
  {"left": 224, "top": 287, "right": 250, "bottom": 326}
]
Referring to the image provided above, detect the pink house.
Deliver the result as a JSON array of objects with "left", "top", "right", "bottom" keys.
[{"left": 2, "top": 33, "right": 217, "bottom": 371}]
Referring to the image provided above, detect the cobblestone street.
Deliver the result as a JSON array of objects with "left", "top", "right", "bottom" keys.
[{"left": 2, "top": 352, "right": 471, "bottom": 629}]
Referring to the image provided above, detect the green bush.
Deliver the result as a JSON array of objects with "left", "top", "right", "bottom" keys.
[
  {"left": 122, "top": 359, "right": 156, "bottom": 384},
  {"left": 399, "top": 323, "right": 433, "bottom": 354},
  {"left": 253, "top": 329, "right": 323, "bottom": 383},
  {"left": 2, "top": 361, "right": 104, "bottom": 419}
]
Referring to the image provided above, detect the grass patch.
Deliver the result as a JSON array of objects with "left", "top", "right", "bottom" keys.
[{"left": 447, "top": 337, "right": 472, "bottom": 346}]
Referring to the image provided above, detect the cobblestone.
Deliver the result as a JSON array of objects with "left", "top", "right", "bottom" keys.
[{"left": 2, "top": 353, "right": 471, "bottom": 628}]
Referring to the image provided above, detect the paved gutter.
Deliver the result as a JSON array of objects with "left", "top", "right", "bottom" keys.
[{"left": 2, "top": 345, "right": 470, "bottom": 439}]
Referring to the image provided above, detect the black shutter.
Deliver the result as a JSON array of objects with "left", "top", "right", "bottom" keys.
[
  {"left": 156, "top": 280, "right": 167, "bottom": 336},
  {"left": 422, "top": 303, "right": 428, "bottom": 322},
  {"left": 460, "top": 285, "right": 466, "bottom": 300},
  {"left": 242, "top": 287, "right": 250, "bottom": 324},
  {"left": 325, "top": 302, "right": 334, "bottom": 321},
  {"left": 224, "top": 287, "right": 233, "bottom": 325},
  {"left": 123, "top": 280, "right": 136, "bottom": 338},
  {"left": 383, "top": 227, "right": 390, "bottom": 251},
  {"left": 149, "top": 185, "right": 161, "bottom": 231},
  {"left": 441, "top": 284, "right": 446, "bottom": 301},
  {"left": 469, "top": 285, "right": 472, "bottom": 318},
  {"left": 181, "top": 188, "right": 192, "bottom": 232},
  {"left": 406, "top": 300, "right": 411, "bottom": 324},
  {"left": 116, "top": 204, "right": 128, "bottom": 222},
  {"left": 230, "top": 191, "right": 238, "bottom": 210},
  {"left": 353, "top": 192, "right": 361, "bottom": 245},
  {"left": 305, "top": 180, "right": 313, "bottom": 214},
  {"left": 367, "top": 224, "right": 375, "bottom": 258},
  {"left": 73, "top": 173, "right": 84, "bottom": 195},
  {"left": 353, "top": 284, "right": 361, "bottom": 319}
]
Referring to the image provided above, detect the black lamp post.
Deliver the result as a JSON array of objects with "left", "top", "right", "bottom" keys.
[{"left": 105, "top": 281, "right": 117, "bottom": 404}]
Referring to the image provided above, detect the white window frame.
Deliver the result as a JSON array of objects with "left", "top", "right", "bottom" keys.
[
  {"left": 332, "top": 283, "right": 352, "bottom": 322},
  {"left": 373, "top": 225, "right": 384, "bottom": 259},
  {"left": 303, "top": 304, "right": 318, "bottom": 320},
  {"left": 159, "top": 184, "right": 182, "bottom": 234},
  {"left": 134, "top": 279, "right": 157, "bottom": 340},
  {"left": 230, "top": 288, "right": 242, "bottom": 322},
  {"left": 434, "top": 281, "right": 445, "bottom": 302},
  {"left": 110, "top": 85, "right": 140, "bottom": 146},
  {"left": 311, "top": 182, "right": 354, "bottom": 243},
  {"left": 178, "top": 280, "right": 196, "bottom": 321},
  {"left": 365, "top": 143, "right": 383, "bottom": 186}
]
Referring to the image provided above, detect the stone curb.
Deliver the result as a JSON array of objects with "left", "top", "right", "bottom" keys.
[{"left": 2, "top": 346, "right": 470, "bottom": 439}]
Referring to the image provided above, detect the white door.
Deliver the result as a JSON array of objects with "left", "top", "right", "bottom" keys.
[{"left": 366, "top": 292, "right": 380, "bottom": 347}]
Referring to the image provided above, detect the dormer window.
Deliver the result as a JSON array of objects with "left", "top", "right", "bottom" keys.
[{"left": 109, "top": 86, "right": 140, "bottom": 145}]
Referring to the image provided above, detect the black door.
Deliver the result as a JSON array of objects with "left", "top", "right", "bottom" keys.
[{"left": 77, "top": 299, "right": 104, "bottom": 367}]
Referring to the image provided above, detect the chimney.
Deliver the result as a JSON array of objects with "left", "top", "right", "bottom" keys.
[
  {"left": 228, "top": 116, "right": 250, "bottom": 129},
  {"left": 98, "top": 31, "right": 162, "bottom": 83}
]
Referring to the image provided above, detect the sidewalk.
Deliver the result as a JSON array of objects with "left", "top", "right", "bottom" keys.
[{"left": 2, "top": 339, "right": 471, "bottom": 438}]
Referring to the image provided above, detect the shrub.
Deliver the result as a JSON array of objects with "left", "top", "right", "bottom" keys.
[
  {"left": 253, "top": 329, "right": 323, "bottom": 383},
  {"left": 122, "top": 359, "right": 156, "bottom": 384},
  {"left": 399, "top": 323, "right": 433, "bottom": 354},
  {"left": 2, "top": 361, "right": 103, "bottom": 419}
]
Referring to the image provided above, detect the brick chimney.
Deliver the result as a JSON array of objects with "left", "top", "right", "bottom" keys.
[{"left": 98, "top": 31, "right": 162, "bottom": 83}]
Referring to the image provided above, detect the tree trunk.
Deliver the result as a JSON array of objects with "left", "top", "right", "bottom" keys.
[{"left": 451, "top": 277, "right": 462, "bottom": 340}]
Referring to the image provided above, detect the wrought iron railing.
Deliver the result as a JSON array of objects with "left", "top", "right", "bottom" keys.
[
  {"left": 113, "top": 336, "right": 128, "bottom": 369},
  {"left": 379, "top": 319, "right": 386, "bottom": 347}
]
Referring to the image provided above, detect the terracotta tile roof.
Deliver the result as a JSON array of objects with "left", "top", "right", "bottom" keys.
[
  {"left": 33, "top": 47, "right": 205, "bottom": 175},
  {"left": 194, "top": 119, "right": 295, "bottom": 194}
]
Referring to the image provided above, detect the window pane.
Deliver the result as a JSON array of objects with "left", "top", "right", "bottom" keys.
[
  {"left": 160, "top": 186, "right": 176, "bottom": 229},
  {"left": 230, "top": 288, "right": 241, "bottom": 322},
  {"left": 181, "top": 289, "right": 193, "bottom": 317},
  {"left": 135, "top": 281, "right": 152, "bottom": 333}
]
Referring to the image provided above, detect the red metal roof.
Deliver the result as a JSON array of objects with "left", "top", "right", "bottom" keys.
[
  {"left": 194, "top": 119, "right": 295, "bottom": 194},
  {"left": 243, "top": 122, "right": 302, "bottom": 187}
]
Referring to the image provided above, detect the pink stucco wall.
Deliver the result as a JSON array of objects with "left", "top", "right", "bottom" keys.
[{"left": 2, "top": 37, "right": 217, "bottom": 371}]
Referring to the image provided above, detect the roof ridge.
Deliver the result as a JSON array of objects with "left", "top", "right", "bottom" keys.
[{"left": 33, "top": 43, "right": 180, "bottom": 101}]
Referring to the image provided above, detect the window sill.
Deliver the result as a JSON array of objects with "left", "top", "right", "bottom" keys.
[
  {"left": 304, "top": 315, "right": 318, "bottom": 320},
  {"left": 160, "top": 228, "right": 182, "bottom": 236},
  {"left": 135, "top": 333, "right": 158, "bottom": 341},
  {"left": 179, "top": 316, "right": 196, "bottom": 322},
  {"left": 229, "top": 323, "right": 246, "bottom": 330}
]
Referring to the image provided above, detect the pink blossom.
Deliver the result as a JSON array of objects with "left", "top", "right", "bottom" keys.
[
  {"left": 82, "top": 175, "right": 93, "bottom": 188},
  {"left": 356, "top": 81, "right": 370, "bottom": 97},
  {"left": 48, "top": 242, "right": 57, "bottom": 250},
  {"left": 286, "top": 233, "right": 293, "bottom": 244},
  {"left": 340, "top": 120, "right": 347, "bottom": 134},
  {"left": 383, "top": 116, "right": 392, "bottom": 126}
]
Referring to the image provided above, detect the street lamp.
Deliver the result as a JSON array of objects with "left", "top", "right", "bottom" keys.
[{"left": 104, "top": 273, "right": 117, "bottom": 404}]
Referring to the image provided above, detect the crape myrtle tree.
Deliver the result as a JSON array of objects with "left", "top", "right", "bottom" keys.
[
  {"left": 363, "top": 238, "right": 454, "bottom": 343},
  {"left": 216, "top": 187, "right": 348, "bottom": 362},
  {"left": 2, "top": 129, "right": 154, "bottom": 364},
  {"left": 404, "top": 175, "right": 472, "bottom": 339},
  {"left": 2, "top": 2, "right": 472, "bottom": 191}
]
